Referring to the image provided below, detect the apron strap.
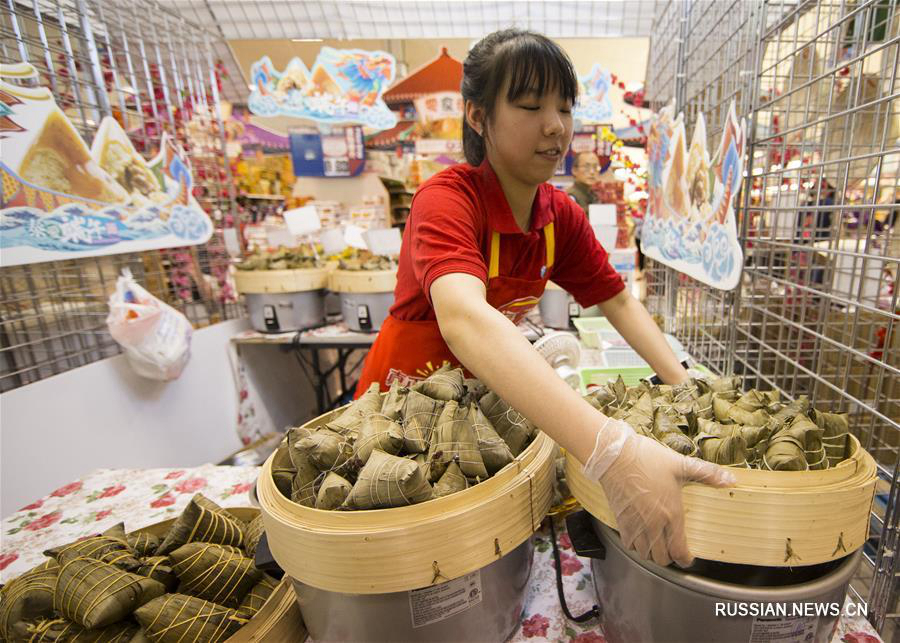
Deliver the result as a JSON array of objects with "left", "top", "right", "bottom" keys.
[{"left": 487, "top": 221, "right": 556, "bottom": 280}]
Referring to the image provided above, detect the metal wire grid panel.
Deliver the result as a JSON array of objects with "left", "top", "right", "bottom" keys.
[
  {"left": 645, "top": 0, "right": 899, "bottom": 634},
  {"left": 0, "top": 0, "right": 241, "bottom": 392},
  {"left": 161, "top": 0, "right": 668, "bottom": 40}
]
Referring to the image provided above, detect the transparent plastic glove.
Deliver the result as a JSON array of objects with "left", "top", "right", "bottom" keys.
[{"left": 583, "top": 418, "right": 736, "bottom": 568}]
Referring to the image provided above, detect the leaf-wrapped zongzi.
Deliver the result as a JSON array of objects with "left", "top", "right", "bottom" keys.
[
  {"left": 11, "top": 616, "right": 139, "bottom": 642},
  {"left": 0, "top": 560, "right": 58, "bottom": 640},
  {"left": 428, "top": 400, "right": 488, "bottom": 482},
  {"left": 325, "top": 382, "right": 382, "bottom": 436},
  {"left": 136, "top": 556, "right": 179, "bottom": 592},
  {"left": 294, "top": 428, "right": 353, "bottom": 472},
  {"left": 478, "top": 391, "right": 534, "bottom": 456},
  {"left": 315, "top": 472, "right": 353, "bottom": 510},
  {"left": 380, "top": 380, "right": 408, "bottom": 421},
  {"left": 55, "top": 557, "right": 166, "bottom": 629},
  {"left": 400, "top": 390, "right": 444, "bottom": 453},
  {"left": 652, "top": 408, "right": 698, "bottom": 457},
  {"left": 342, "top": 450, "right": 433, "bottom": 509},
  {"left": 155, "top": 494, "right": 245, "bottom": 555},
  {"left": 237, "top": 574, "right": 279, "bottom": 619},
  {"left": 433, "top": 460, "right": 468, "bottom": 498},
  {"left": 45, "top": 532, "right": 141, "bottom": 572},
  {"left": 354, "top": 414, "right": 404, "bottom": 464},
  {"left": 134, "top": 593, "right": 247, "bottom": 642},
  {"left": 243, "top": 514, "right": 266, "bottom": 561},
  {"left": 411, "top": 364, "right": 465, "bottom": 401},
  {"left": 168, "top": 543, "right": 261, "bottom": 608},
  {"left": 468, "top": 403, "right": 514, "bottom": 474}
]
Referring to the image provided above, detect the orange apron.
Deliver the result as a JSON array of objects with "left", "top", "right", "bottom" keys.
[{"left": 355, "top": 222, "right": 555, "bottom": 396}]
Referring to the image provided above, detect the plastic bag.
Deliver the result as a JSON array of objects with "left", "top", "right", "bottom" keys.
[{"left": 106, "top": 268, "right": 193, "bottom": 380}]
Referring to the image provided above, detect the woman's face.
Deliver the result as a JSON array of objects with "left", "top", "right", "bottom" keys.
[{"left": 479, "top": 81, "right": 574, "bottom": 187}]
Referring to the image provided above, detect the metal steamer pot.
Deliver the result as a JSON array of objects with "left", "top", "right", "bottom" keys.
[
  {"left": 245, "top": 290, "right": 326, "bottom": 333},
  {"left": 539, "top": 282, "right": 601, "bottom": 330},
  {"left": 566, "top": 512, "right": 862, "bottom": 643},
  {"left": 338, "top": 291, "right": 393, "bottom": 332},
  {"left": 291, "top": 538, "right": 534, "bottom": 642}
]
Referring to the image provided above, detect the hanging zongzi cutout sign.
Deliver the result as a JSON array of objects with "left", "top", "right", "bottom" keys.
[
  {"left": 573, "top": 64, "right": 614, "bottom": 123},
  {"left": 248, "top": 48, "right": 397, "bottom": 130},
  {"left": 642, "top": 100, "right": 746, "bottom": 290},
  {"left": 0, "top": 63, "right": 213, "bottom": 267}
]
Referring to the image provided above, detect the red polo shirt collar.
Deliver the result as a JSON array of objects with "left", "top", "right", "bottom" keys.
[{"left": 476, "top": 160, "right": 554, "bottom": 234}]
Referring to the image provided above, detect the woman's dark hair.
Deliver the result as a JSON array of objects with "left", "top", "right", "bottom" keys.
[{"left": 461, "top": 29, "right": 578, "bottom": 166}]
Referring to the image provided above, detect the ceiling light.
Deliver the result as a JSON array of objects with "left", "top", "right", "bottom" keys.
[{"left": 292, "top": 38, "right": 323, "bottom": 42}]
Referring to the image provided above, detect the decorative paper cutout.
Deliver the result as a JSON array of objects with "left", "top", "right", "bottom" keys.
[
  {"left": 642, "top": 100, "right": 746, "bottom": 290},
  {"left": 573, "top": 64, "right": 614, "bottom": 123},
  {"left": 248, "top": 48, "right": 397, "bottom": 130},
  {"left": 0, "top": 63, "right": 212, "bottom": 267}
]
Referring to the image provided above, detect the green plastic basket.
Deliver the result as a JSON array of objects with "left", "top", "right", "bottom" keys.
[
  {"left": 579, "top": 366, "right": 655, "bottom": 393},
  {"left": 572, "top": 316, "right": 629, "bottom": 349}
]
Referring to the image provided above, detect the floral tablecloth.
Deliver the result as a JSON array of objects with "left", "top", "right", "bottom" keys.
[{"left": 1, "top": 466, "right": 883, "bottom": 643}]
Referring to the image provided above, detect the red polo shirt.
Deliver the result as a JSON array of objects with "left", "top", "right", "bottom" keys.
[{"left": 390, "top": 160, "right": 625, "bottom": 321}]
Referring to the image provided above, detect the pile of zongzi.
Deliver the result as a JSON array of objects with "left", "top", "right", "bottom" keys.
[
  {"left": 0, "top": 495, "right": 274, "bottom": 642},
  {"left": 236, "top": 245, "right": 322, "bottom": 271},
  {"left": 335, "top": 248, "right": 397, "bottom": 271},
  {"left": 272, "top": 365, "right": 537, "bottom": 510},
  {"left": 583, "top": 375, "right": 852, "bottom": 471}
]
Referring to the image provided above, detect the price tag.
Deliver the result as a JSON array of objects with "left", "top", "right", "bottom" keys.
[
  {"left": 363, "top": 227, "right": 402, "bottom": 256},
  {"left": 265, "top": 225, "right": 297, "bottom": 249},
  {"left": 319, "top": 228, "right": 347, "bottom": 256},
  {"left": 283, "top": 205, "right": 322, "bottom": 236},
  {"left": 344, "top": 224, "right": 368, "bottom": 250}
]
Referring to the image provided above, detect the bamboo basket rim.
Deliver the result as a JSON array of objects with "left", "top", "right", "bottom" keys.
[
  {"left": 234, "top": 267, "right": 329, "bottom": 294},
  {"left": 565, "top": 433, "right": 878, "bottom": 567},
  {"left": 327, "top": 268, "right": 397, "bottom": 293}
]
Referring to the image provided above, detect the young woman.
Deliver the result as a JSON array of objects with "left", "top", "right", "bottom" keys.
[{"left": 357, "top": 29, "right": 734, "bottom": 568}]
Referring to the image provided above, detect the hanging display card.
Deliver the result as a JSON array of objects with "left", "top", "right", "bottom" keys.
[{"left": 642, "top": 99, "right": 746, "bottom": 290}]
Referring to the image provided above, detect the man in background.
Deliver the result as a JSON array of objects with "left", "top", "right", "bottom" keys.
[{"left": 566, "top": 151, "right": 602, "bottom": 214}]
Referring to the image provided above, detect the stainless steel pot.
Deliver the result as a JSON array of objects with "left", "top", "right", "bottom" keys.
[
  {"left": 573, "top": 514, "right": 862, "bottom": 643},
  {"left": 339, "top": 292, "right": 393, "bottom": 332},
  {"left": 244, "top": 290, "right": 326, "bottom": 332},
  {"left": 290, "top": 537, "right": 533, "bottom": 642}
]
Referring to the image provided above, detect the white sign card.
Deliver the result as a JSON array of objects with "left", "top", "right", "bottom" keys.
[
  {"left": 363, "top": 227, "right": 402, "bottom": 256},
  {"left": 319, "top": 227, "right": 347, "bottom": 256},
  {"left": 283, "top": 205, "right": 322, "bottom": 236}
]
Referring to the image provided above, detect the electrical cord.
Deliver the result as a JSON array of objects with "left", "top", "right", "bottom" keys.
[{"left": 548, "top": 516, "right": 601, "bottom": 624}]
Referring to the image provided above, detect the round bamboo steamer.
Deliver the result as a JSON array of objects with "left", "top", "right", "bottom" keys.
[
  {"left": 257, "top": 400, "right": 556, "bottom": 594},
  {"left": 234, "top": 267, "right": 329, "bottom": 294},
  {"left": 328, "top": 268, "right": 397, "bottom": 294},
  {"left": 131, "top": 508, "right": 306, "bottom": 641},
  {"left": 565, "top": 433, "right": 877, "bottom": 567}
]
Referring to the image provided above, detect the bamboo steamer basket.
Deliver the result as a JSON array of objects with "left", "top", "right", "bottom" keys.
[
  {"left": 257, "top": 399, "right": 556, "bottom": 594},
  {"left": 234, "top": 267, "right": 329, "bottom": 294},
  {"left": 565, "top": 434, "right": 877, "bottom": 567},
  {"left": 132, "top": 507, "right": 307, "bottom": 641}
]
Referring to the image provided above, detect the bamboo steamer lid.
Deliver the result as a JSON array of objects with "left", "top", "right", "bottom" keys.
[
  {"left": 257, "top": 399, "right": 556, "bottom": 594},
  {"left": 566, "top": 433, "right": 877, "bottom": 567},
  {"left": 328, "top": 268, "right": 397, "bottom": 294},
  {"left": 234, "top": 267, "right": 329, "bottom": 294},
  {"left": 131, "top": 508, "right": 307, "bottom": 641}
]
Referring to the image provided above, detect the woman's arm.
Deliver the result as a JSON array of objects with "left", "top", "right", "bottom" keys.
[
  {"left": 599, "top": 289, "right": 690, "bottom": 385},
  {"left": 430, "top": 273, "right": 733, "bottom": 568},
  {"left": 431, "top": 273, "right": 602, "bottom": 465}
]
